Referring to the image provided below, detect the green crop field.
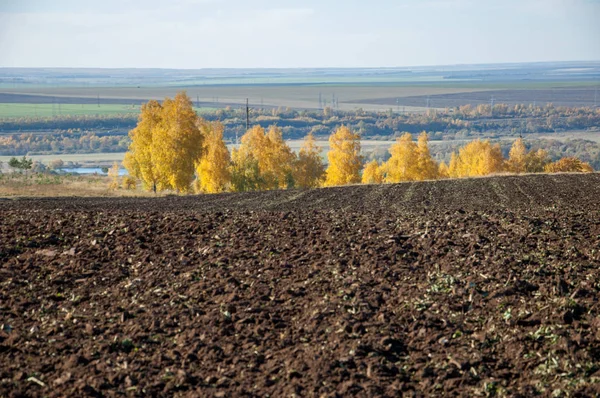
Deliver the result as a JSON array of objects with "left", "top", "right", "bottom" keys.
[
  {"left": 0, "top": 103, "right": 139, "bottom": 118},
  {"left": 0, "top": 103, "right": 217, "bottom": 119}
]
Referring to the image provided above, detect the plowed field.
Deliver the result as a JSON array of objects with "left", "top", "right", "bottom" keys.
[{"left": 1, "top": 174, "right": 600, "bottom": 397}]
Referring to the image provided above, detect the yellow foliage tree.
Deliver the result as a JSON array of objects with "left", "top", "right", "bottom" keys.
[
  {"left": 294, "top": 133, "right": 325, "bottom": 188},
  {"left": 264, "top": 125, "right": 296, "bottom": 189},
  {"left": 383, "top": 133, "right": 418, "bottom": 183},
  {"left": 151, "top": 92, "right": 203, "bottom": 192},
  {"left": 230, "top": 125, "right": 296, "bottom": 191},
  {"left": 415, "top": 132, "right": 438, "bottom": 180},
  {"left": 544, "top": 157, "right": 594, "bottom": 173},
  {"left": 524, "top": 149, "right": 550, "bottom": 173},
  {"left": 362, "top": 160, "right": 384, "bottom": 184},
  {"left": 124, "top": 92, "right": 204, "bottom": 193},
  {"left": 506, "top": 138, "right": 527, "bottom": 173},
  {"left": 438, "top": 162, "right": 450, "bottom": 179},
  {"left": 107, "top": 162, "right": 120, "bottom": 190},
  {"left": 230, "top": 147, "right": 264, "bottom": 192},
  {"left": 324, "top": 125, "right": 362, "bottom": 187},
  {"left": 195, "top": 122, "right": 231, "bottom": 193},
  {"left": 123, "top": 100, "right": 163, "bottom": 192},
  {"left": 448, "top": 139, "right": 504, "bottom": 178},
  {"left": 122, "top": 176, "right": 137, "bottom": 190}
]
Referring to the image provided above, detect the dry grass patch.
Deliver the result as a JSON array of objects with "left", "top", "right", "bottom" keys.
[{"left": 0, "top": 172, "right": 161, "bottom": 198}]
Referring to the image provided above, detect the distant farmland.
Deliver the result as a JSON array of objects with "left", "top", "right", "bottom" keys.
[
  {"left": 349, "top": 86, "right": 600, "bottom": 109},
  {"left": 0, "top": 84, "right": 490, "bottom": 114},
  {"left": 1, "top": 63, "right": 598, "bottom": 116}
]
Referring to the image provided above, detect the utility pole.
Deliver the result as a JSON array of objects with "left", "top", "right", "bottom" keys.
[
  {"left": 197, "top": 95, "right": 200, "bottom": 108},
  {"left": 490, "top": 95, "right": 495, "bottom": 117},
  {"left": 426, "top": 96, "right": 431, "bottom": 109},
  {"left": 245, "top": 98, "right": 249, "bottom": 133},
  {"left": 594, "top": 86, "right": 598, "bottom": 108}
]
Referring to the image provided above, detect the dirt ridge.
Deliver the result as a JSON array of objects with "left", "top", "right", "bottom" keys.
[{"left": 1, "top": 173, "right": 599, "bottom": 397}]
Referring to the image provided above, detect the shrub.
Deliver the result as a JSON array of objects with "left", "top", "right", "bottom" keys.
[{"left": 123, "top": 176, "right": 137, "bottom": 190}]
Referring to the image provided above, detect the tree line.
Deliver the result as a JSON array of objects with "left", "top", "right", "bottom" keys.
[
  {"left": 2, "top": 101, "right": 599, "bottom": 141},
  {"left": 0, "top": 131, "right": 128, "bottom": 156},
  {"left": 123, "top": 93, "right": 594, "bottom": 194}
]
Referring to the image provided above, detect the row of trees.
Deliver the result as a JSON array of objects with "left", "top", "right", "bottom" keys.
[
  {"left": 0, "top": 132, "right": 129, "bottom": 156},
  {"left": 124, "top": 93, "right": 594, "bottom": 194}
]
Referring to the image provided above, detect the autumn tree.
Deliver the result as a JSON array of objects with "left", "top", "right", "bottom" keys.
[
  {"left": 448, "top": 139, "right": 504, "bottom": 178},
  {"left": 383, "top": 133, "right": 418, "bottom": 182},
  {"left": 506, "top": 138, "right": 527, "bottom": 174},
  {"left": 123, "top": 100, "right": 163, "bottom": 192},
  {"left": 151, "top": 92, "right": 203, "bottom": 192},
  {"left": 324, "top": 125, "right": 362, "bottom": 187},
  {"left": 294, "top": 133, "right": 325, "bottom": 188},
  {"left": 362, "top": 160, "right": 384, "bottom": 184},
  {"left": 124, "top": 92, "right": 204, "bottom": 193},
  {"left": 230, "top": 147, "right": 264, "bottom": 192},
  {"left": 438, "top": 162, "right": 450, "bottom": 179},
  {"left": 544, "top": 157, "right": 594, "bottom": 173},
  {"left": 108, "top": 162, "right": 120, "bottom": 190},
  {"left": 264, "top": 125, "right": 296, "bottom": 189},
  {"left": 195, "top": 121, "right": 231, "bottom": 193},
  {"left": 524, "top": 149, "right": 550, "bottom": 173},
  {"left": 415, "top": 132, "right": 438, "bottom": 180},
  {"left": 123, "top": 176, "right": 137, "bottom": 190},
  {"left": 230, "top": 125, "right": 296, "bottom": 191}
]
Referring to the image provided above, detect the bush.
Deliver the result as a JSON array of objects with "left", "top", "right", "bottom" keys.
[{"left": 123, "top": 176, "right": 137, "bottom": 190}]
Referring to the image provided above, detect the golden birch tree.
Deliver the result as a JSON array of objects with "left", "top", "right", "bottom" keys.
[
  {"left": 324, "top": 125, "right": 362, "bottom": 187},
  {"left": 230, "top": 125, "right": 296, "bottom": 191},
  {"left": 195, "top": 121, "right": 231, "bottom": 193},
  {"left": 415, "top": 132, "right": 438, "bottom": 180},
  {"left": 230, "top": 147, "right": 264, "bottom": 192},
  {"left": 362, "top": 160, "right": 384, "bottom": 184},
  {"left": 151, "top": 92, "right": 203, "bottom": 192},
  {"left": 107, "top": 161, "right": 120, "bottom": 190},
  {"left": 506, "top": 138, "right": 527, "bottom": 173},
  {"left": 524, "top": 149, "right": 550, "bottom": 173},
  {"left": 447, "top": 139, "right": 504, "bottom": 178},
  {"left": 123, "top": 100, "right": 163, "bottom": 192},
  {"left": 383, "top": 133, "right": 418, "bottom": 183},
  {"left": 124, "top": 92, "right": 204, "bottom": 193},
  {"left": 294, "top": 133, "right": 325, "bottom": 189}
]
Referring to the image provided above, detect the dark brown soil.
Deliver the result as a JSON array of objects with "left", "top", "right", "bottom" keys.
[{"left": 1, "top": 174, "right": 600, "bottom": 397}]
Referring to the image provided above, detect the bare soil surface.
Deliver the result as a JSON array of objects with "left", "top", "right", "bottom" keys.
[
  {"left": 354, "top": 87, "right": 599, "bottom": 108},
  {"left": 1, "top": 174, "right": 600, "bottom": 397}
]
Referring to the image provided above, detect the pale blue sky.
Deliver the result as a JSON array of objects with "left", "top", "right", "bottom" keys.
[{"left": 0, "top": 0, "right": 598, "bottom": 68}]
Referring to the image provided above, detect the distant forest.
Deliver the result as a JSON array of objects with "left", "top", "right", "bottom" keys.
[
  {"left": 1, "top": 103, "right": 599, "bottom": 138},
  {"left": 1, "top": 103, "right": 599, "bottom": 168}
]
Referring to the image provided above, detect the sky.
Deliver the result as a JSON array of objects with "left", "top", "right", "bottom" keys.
[{"left": 0, "top": 0, "right": 599, "bottom": 69}]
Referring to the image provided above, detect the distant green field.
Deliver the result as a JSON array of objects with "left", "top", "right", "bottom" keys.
[
  {"left": 0, "top": 103, "right": 218, "bottom": 118},
  {"left": 0, "top": 103, "right": 139, "bottom": 118}
]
